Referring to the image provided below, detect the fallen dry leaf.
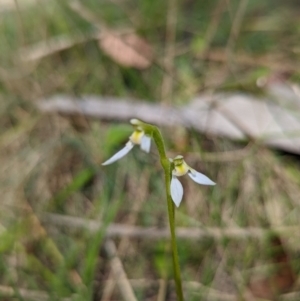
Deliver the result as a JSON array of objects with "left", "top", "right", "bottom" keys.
[
  {"left": 99, "top": 31, "right": 153, "bottom": 69},
  {"left": 37, "top": 81, "right": 300, "bottom": 155}
]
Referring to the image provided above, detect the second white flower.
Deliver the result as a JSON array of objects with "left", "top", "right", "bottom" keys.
[{"left": 170, "top": 155, "right": 216, "bottom": 207}]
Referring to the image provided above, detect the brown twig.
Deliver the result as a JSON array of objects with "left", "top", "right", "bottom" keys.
[
  {"left": 101, "top": 172, "right": 149, "bottom": 301},
  {"left": 42, "top": 213, "right": 300, "bottom": 241},
  {"left": 104, "top": 239, "right": 138, "bottom": 301},
  {"left": 0, "top": 284, "right": 74, "bottom": 301},
  {"left": 195, "top": 49, "right": 300, "bottom": 73},
  {"left": 19, "top": 33, "right": 99, "bottom": 62}
]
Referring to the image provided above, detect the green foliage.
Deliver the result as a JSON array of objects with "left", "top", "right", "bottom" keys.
[{"left": 1, "top": 0, "right": 300, "bottom": 300}]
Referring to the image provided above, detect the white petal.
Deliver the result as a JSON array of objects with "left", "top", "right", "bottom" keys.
[
  {"left": 140, "top": 135, "right": 151, "bottom": 153},
  {"left": 188, "top": 169, "right": 216, "bottom": 185},
  {"left": 170, "top": 176, "right": 184, "bottom": 207},
  {"left": 102, "top": 141, "right": 134, "bottom": 166}
]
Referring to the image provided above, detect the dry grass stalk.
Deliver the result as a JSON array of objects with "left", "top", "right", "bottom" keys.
[
  {"left": 42, "top": 213, "right": 300, "bottom": 241},
  {"left": 104, "top": 239, "right": 138, "bottom": 301},
  {"left": 0, "top": 284, "right": 73, "bottom": 301},
  {"left": 19, "top": 34, "right": 99, "bottom": 62},
  {"left": 101, "top": 172, "right": 149, "bottom": 301},
  {"left": 101, "top": 279, "right": 236, "bottom": 300}
]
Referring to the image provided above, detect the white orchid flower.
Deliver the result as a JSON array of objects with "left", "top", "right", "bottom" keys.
[
  {"left": 170, "top": 155, "right": 215, "bottom": 207},
  {"left": 102, "top": 119, "right": 151, "bottom": 166}
]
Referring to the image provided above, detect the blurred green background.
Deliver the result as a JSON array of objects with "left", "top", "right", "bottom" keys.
[{"left": 1, "top": 0, "right": 300, "bottom": 300}]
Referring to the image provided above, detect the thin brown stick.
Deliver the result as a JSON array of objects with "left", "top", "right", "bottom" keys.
[
  {"left": 101, "top": 278, "right": 237, "bottom": 300},
  {"left": 19, "top": 33, "right": 99, "bottom": 62},
  {"left": 0, "top": 285, "right": 74, "bottom": 301},
  {"left": 157, "top": 278, "right": 168, "bottom": 301},
  {"left": 42, "top": 213, "right": 300, "bottom": 241},
  {"left": 101, "top": 172, "right": 149, "bottom": 301},
  {"left": 195, "top": 49, "right": 300, "bottom": 72},
  {"left": 104, "top": 239, "right": 138, "bottom": 301},
  {"left": 179, "top": 142, "right": 253, "bottom": 162}
]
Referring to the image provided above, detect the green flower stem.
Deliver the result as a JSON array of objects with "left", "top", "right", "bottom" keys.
[{"left": 142, "top": 122, "right": 184, "bottom": 301}]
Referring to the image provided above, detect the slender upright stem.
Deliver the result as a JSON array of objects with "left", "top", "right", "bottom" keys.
[
  {"left": 142, "top": 123, "right": 184, "bottom": 301},
  {"left": 163, "top": 159, "right": 184, "bottom": 301}
]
